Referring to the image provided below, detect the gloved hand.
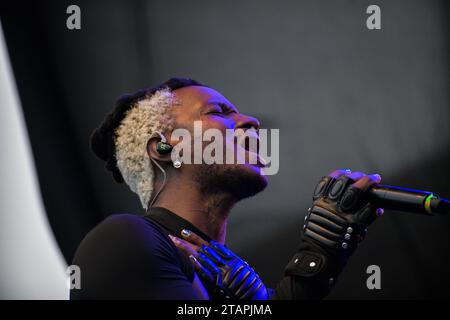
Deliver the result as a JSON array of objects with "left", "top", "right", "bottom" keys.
[
  {"left": 169, "top": 231, "right": 269, "bottom": 300},
  {"left": 282, "top": 169, "right": 384, "bottom": 294},
  {"left": 303, "top": 170, "right": 383, "bottom": 258}
]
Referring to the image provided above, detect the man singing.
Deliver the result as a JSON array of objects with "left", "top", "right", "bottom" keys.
[{"left": 70, "top": 77, "right": 383, "bottom": 300}]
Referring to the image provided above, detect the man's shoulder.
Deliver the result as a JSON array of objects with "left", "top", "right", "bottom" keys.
[
  {"left": 88, "top": 213, "right": 165, "bottom": 241},
  {"left": 72, "top": 213, "right": 175, "bottom": 265},
  {"left": 70, "top": 214, "right": 190, "bottom": 299},
  {"left": 97, "top": 213, "right": 159, "bottom": 233}
]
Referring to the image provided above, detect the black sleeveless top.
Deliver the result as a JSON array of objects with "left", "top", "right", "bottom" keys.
[{"left": 70, "top": 207, "right": 211, "bottom": 299}]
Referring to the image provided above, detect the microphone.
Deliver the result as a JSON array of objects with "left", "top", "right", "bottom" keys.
[{"left": 369, "top": 185, "right": 450, "bottom": 215}]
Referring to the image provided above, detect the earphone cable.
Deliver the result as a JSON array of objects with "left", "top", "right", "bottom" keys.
[{"left": 147, "top": 158, "right": 167, "bottom": 212}]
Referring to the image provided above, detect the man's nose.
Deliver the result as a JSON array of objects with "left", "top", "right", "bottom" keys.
[{"left": 235, "top": 114, "right": 261, "bottom": 130}]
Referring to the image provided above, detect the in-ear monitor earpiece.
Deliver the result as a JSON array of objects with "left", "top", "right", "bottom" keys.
[{"left": 153, "top": 131, "right": 173, "bottom": 155}]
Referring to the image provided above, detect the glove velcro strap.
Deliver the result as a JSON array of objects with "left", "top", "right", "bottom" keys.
[{"left": 284, "top": 251, "right": 326, "bottom": 278}]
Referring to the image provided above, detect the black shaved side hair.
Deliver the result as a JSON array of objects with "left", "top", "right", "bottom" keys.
[{"left": 90, "top": 77, "right": 206, "bottom": 183}]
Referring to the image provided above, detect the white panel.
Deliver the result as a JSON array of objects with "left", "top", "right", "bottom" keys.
[{"left": 0, "top": 21, "right": 68, "bottom": 300}]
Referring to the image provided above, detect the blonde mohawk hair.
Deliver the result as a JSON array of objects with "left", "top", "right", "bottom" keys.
[
  {"left": 115, "top": 88, "right": 177, "bottom": 209},
  {"left": 90, "top": 77, "right": 205, "bottom": 211}
]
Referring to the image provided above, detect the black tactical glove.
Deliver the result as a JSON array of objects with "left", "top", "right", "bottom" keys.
[
  {"left": 282, "top": 171, "right": 382, "bottom": 296},
  {"left": 193, "top": 241, "right": 269, "bottom": 300}
]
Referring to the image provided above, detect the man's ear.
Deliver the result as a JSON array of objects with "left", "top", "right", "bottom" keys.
[{"left": 146, "top": 136, "right": 172, "bottom": 162}]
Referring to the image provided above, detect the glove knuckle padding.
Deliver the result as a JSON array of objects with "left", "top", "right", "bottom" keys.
[
  {"left": 328, "top": 176, "right": 353, "bottom": 201},
  {"left": 313, "top": 176, "right": 335, "bottom": 200},
  {"left": 279, "top": 175, "right": 382, "bottom": 298},
  {"left": 304, "top": 176, "right": 379, "bottom": 256}
]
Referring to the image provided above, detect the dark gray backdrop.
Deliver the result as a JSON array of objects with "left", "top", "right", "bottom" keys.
[{"left": 1, "top": 0, "right": 449, "bottom": 299}]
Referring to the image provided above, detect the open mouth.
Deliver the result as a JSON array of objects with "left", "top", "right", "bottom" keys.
[
  {"left": 236, "top": 128, "right": 267, "bottom": 167},
  {"left": 242, "top": 131, "right": 259, "bottom": 153}
]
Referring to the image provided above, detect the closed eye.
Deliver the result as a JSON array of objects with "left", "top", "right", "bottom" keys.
[
  {"left": 206, "top": 108, "right": 224, "bottom": 116},
  {"left": 218, "top": 103, "right": 238, "bottom": 115},
  {"left": 203, "top": 102, "right": 239, "bottom": 118}
]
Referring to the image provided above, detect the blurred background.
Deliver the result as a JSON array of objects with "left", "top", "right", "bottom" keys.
[{"left": 0, "top": 0, "right": 449, "bottom": 299}]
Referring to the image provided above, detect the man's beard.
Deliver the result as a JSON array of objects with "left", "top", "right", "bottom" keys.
[{"left": 194, "top": 163, "right": 268, "bottom": 201}]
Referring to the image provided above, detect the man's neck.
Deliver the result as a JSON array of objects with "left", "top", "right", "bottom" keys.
[{"left": 152, "top": 178, "right": 235, "bottom": 245}]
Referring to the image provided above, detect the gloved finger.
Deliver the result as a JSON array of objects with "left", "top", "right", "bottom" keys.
[
  {"left": 223, "top": 263, "right": 245, "bottom": 286},
  {"left": 239, "top": 277, "right": 263, "bottom": 300},
  {"left": 328, "top": 169, "right": 352, "bottom": 179},
  {"left": 197, "top": 252, "right": 222, "bottom": 277},
  {"left": 352, "top": 174, "right": 382, "bottom": 191},
  {"left": 246, "top": 284, "right": 268, "bottom": 300},
  {"left": 228, "top": 267, "right": 252, "bottom": 293},
  {"left": 200, "top": 245, "right": 227, "bottom": 266},
  {"left": 357, "top": 203, "right": 379, "bottom": 226},
  {"left": 234, "top": 273, "right": 258, "bottom": 298},
  {"left": 180, "top": 229, "right": 209, "bottom": 247},
  {"left": 210, "top": 241, "right": 235, "bottom": 259},
  {"left": 168, "top": 234, "right": 200, "bottom": 257},
  {"left": 189, "top": 255, "right": 215, "bottom": 284}
]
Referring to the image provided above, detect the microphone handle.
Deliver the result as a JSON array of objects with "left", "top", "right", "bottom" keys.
[{"left": 369, "top": 185, "right": 450, "bottom": 215}]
